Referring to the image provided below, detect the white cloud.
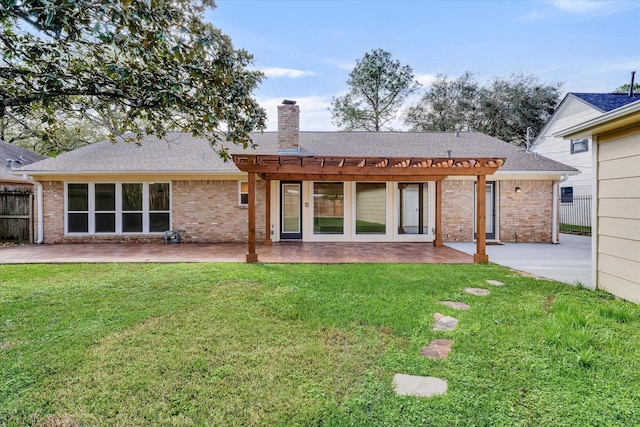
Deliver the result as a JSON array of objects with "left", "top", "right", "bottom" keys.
[
  {"left": 415, "top": 73, "right": 439, "bottom": 87},
  {"left": 260, "top": 67, "right": 317, "bottom": 79},
  {"left": 258, "top": 95, "right": 336, "bottom": 131},
  {"left": 551, "top": 0, "right": 604, "bottom": 13},
  {"left": 594, "top": 59, "right": 640, "bottom": 73},
  {"left": 322, "top": 57, "right": 356, "bottom": 71}
]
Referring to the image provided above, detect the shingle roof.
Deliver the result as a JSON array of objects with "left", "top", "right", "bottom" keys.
[
  {"left": 1, "top": 140, "right": 45, "bottom": 179},
  {"left": 572, "top": 93, "right": 640, "bottom": 113},
  {"left": 17, "top": 131, "right": 577, "bottom": 175}
]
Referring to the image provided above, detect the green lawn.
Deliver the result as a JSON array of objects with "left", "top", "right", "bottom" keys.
[{"left": 1, "top": 263, "right": 639, "bottom": 426}]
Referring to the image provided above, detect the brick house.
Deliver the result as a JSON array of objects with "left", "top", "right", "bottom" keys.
[{"left": 17, "top": 101, "right": 577, "bottom": 252}]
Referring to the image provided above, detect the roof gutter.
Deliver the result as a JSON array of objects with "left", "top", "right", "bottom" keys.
[{"left": 35, "top": 180, "right": 43, "bottom": 244}]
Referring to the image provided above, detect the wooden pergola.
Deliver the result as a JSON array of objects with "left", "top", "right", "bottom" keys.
[{"left": 232, "top": 154, "right": 506, "bottom": 264}]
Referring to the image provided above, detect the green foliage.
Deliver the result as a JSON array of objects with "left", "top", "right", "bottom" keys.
[
  {"left": 404, "top": 71, "right": 479, "bottom": 132},
  {"left": 0, "top": 0, "right": 266, "bottom": 158},
  {"left": 2, "top": 263, "right": 640, "bottom": 426},
  {"left": 405, "top": 72, "right": 562, "bottom": 146},
  {"left": 613, "top": 82, "right": 640, "bottom": 94},
  {"left": 331, "top": 49, "right": 421, "bottom": 131}
]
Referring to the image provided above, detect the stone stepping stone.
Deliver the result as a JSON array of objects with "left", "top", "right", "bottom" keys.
[
  {"left": 421, "top": 339, "right": 454, "bottom": 359},
  {"left": 486, "top": 279, "right": 505, "bottom": 286},
  {"left": 393, "top": 373, "right": 448, "bottom": 397},
  {"left": 464, "top": 287, "right": 490, "bottom": 296},
  {"left": 433, "top": 313, "right": 458, "bottom": 331},
  {"left": 439, "top": 301, "right": 471, "bottom": 310}
]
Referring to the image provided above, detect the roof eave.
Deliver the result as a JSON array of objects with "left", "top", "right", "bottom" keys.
[
  {"left": 17, "top": 169, "right": 244, "bottom": 176},
  {"left": 555, "top": 100, "right": 640, "bottom": 139}
]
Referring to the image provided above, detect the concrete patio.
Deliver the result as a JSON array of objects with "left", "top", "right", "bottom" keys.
[
  {"left": 0, "top": 241, "right": 474, "bottom": 264},
  {"left": 447, "top": 233, "right": 592, "bottom": 287}
]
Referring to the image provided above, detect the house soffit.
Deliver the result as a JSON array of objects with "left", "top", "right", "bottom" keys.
[{"left": 232, "top": 154, "right": 506, "bottom": 182}]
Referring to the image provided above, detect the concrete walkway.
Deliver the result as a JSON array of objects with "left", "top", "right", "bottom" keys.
[{"left": 446, "top": 233, "right": 592, "bottom": 287}]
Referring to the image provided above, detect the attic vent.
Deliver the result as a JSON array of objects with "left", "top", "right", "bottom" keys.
[{"left": 5, "top": 159, "right": 12, "bottom": 168}]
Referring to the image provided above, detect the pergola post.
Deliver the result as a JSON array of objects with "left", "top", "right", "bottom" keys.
[
  {"left": 246, "top": 172, "right": 258, "bottom": 263},
  {"left": 264, "top": 179, "right": 272, "bottom": 246},
  {"left": 474, "top": 174, "right": 489, "bottom": 263},
  {"left": 434, "top": 179, "right": 443, "bottom": 247}
]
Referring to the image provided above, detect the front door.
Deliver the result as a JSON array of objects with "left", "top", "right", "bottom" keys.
[
  {"left": 281, "top": 181, "right": 302, "bottom": 240},
  {"left": 474, "top": 181, "right": 496, "bottom": 240}
]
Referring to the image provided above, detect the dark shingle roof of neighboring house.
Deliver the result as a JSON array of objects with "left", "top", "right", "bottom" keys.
[
  {"left": 17, "top": 131, "right": 577, "bottom": 175},
  {"left": 572, "top": 93, "right": 640, "bottom": 113},
  {"left": 0, "top": 140, "right": 45, "bottom": 180}
]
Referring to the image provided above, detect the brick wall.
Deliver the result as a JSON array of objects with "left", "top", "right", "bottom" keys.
[
  {"left": 442, "top": 180, "right": 475, "bottom": 241},
  {"left": 40, "top": 179, "right": 265, "bottom": 243},
  {"left": 172, "top": 180, "right": 265, "bottom": 242},
  {"left": 42, "top": 181, "right": 64, "bottom": 242},
  {"left": 441, "top": 178, "right": 556, "bottom": 243},
  {"left": 499, "top": 179, "right": 554, "bottom": 243}
]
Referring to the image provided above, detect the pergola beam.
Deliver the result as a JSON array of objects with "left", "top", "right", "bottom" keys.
[{"left": 232, "top": 154, "right": 506, "bottom": 265}]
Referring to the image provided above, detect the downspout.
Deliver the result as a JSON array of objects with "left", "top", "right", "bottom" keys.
[
  {"left": 552, "top": 174, "right": 569, "bottom": 244},
  {"left": 26, "top": 175, "right": 44, "bottom": 244}
]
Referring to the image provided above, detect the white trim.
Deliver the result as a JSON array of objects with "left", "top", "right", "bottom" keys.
[
  {"left": 556, "top": 99, "right": 640, "bottom": 138},
  {"left": 591, "top": 137, "right": 599, "bottom": 290},
  {"left": 238, "top": 180, "right": 248, "bottom": 206},
  {"left": 64, "top": 181, "right": 171, "bottom": 235}
]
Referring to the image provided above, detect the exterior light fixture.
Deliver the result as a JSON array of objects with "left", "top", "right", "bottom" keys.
[{"left": 515, "top": 187, "right": 522, "bottom": 194}]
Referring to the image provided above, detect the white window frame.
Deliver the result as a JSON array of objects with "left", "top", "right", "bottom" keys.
[
  {"left": 64, "top": 182, "right": 171, "bottom": 235},
  {"left": 238, "top": 181, "right": 248, "bottom": 206},
  {"left": 570, "top": 138, "right": 589, "bottom": 154}
]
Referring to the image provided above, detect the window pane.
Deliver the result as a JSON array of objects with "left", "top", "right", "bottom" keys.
[
  {"left": 122, "top": 183, "right": 143, "bottom": 211},
  {"left": 95, "top": 184, "right": 115, "bottom": 211},
  {"left": 314, "top": 182, "right": 344, "bottom": 234},
  {"left": 240, "top": 194, "right": 249, "bottom": 205},
  {"left": 68, "top": 213, "right": 88, "bottom": 233},
  {"left": 398, "top": 183, "right": 428, "bottom": 234},
  {"left": 571, "top": 139, "right": 588, "bottom": 154},
  {"left": 68, "top": 184, "right": 88, "bottom": 211},
  {"left": 149, "top": 213, "right": 170, "bottom": 232},
  {"left": 561, "top": 187, "right": 574, "bottom": 203},
  {"left": 149, "top": 183, "right": 170, "bottom": 211},
  {"left": 95, "top": 213, "right": 115, "bottom": 233},
  {"left": 122, "top": 213, "right": 143, "bottom": 232},
  {"left": 356, "top": 183, "right": 386, "bottom": 234}
]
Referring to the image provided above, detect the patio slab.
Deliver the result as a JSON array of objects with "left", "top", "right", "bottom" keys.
[
  {"left": 0, "top": 242, "right": 474, "bottom": 264},
  {"left": 446, "top": 233, "right": 592, "bottom": 287}
]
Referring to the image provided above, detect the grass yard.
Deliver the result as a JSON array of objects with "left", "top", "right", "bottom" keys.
[{"left": 1, "top": 263, "right": 639, "bottom": 426}]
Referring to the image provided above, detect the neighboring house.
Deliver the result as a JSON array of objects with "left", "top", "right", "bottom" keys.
[
  {"left": 17, "top": 101, "right": 577, "bottom": 255},
  {"left": 558, "top": 100, "right": 640, "bottom": 303},
  {"left": 1, "top": 140, "right": 45, "bottom": 242},
  {"left": 531, "top": 92, "right": 640, "bottom": 202}
]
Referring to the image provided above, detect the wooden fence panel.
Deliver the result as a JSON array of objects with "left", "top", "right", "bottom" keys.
[{"left": 0, "top": 185, "right": 33, "bottom": 242}]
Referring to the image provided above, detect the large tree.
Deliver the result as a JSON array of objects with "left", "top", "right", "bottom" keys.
[
  {"left": 331, "top": 49, "right": 420, "bottom": 131},
  {"left": 475, "top": 73, "right": 561, "bottom": 146},
  {"left": 404, "top": 71, "right": 479, "bottom": 132},
  {"left": 0, "top": 0, "right": 266, "bottom": 158},
  {"left": 404, "top": 72, "right": 561, "bottom": 147}
]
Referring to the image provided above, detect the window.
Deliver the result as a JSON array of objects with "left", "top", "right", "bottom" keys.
[
  {"left": 239, "top": 181, "right": 248, "bottom": 206},
  {"left": 355, "top": 182, "right": 386, "bottom": 234},
  {"left": 149, "top": 183, "right": 170, "bottom": 232},
  {"left": 570, "top": 139, "right": 588, "bottom": 154},
  {"left": 65, "top": 182, "right": 170, "bottom": 234},
  {"left": 313, "top": 182, "right": 344, "bottom": 234},
  {"left": 561, "top": 187, "right": 573, "bottom": 204},
  {"left": 95, "top": 183, "right": 116, "bottom": 233},
  {"left": 122, "top": 183, "right": 143, "bottom": 232},
  {"left": 67, "top": 184, "right": 89, "bottom": 233}
]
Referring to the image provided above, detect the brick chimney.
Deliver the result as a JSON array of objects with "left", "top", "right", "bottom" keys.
[{"left": 277, "top": 100, "right": 299, "bottom": 151}]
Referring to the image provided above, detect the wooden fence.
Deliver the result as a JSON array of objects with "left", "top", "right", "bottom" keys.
[{"left": 0, "top": 185, "right": 33, "bottom": 242}]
